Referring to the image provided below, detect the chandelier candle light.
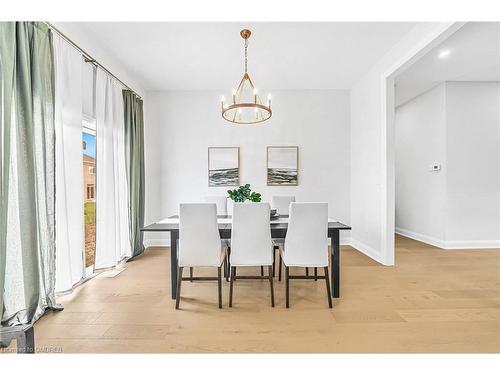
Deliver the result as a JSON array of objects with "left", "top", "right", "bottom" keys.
[{"left": 221, "top": 29, "right": 272, "bottom": 124}]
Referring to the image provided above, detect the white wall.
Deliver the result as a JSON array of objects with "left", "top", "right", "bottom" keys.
[
  {"left": 350, "top": 22, "right": 459, "bottom": 265},
  {"left": 445, "top": 82, "right": 500, "bottom": 247},
  {"left": 395, "top": 84, "right": 447, "bottom": 244},
  {"left": 144, "top": 90, "right": 351, "bottom": 246},
  {"left": 395, "top": 82, "right": 500, "bottom": 248}
]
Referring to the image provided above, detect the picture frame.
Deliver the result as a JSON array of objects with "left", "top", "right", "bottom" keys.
[
  {"left": 208, "top": 147, "right": 240, "bottom": 187},
  {"left": 267, "top": 146, "right": 299, "bottom": 186}
]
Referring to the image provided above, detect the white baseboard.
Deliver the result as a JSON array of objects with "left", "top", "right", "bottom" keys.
[
  {"left": 444, "top": 239, "right": 500, "bottom": 249},
  {"left": 339, "top": 236, "right": 351, "bottom": 246},
  {"left": 349, "top": 238, "right": 387, "bottom": 265},
  {"left": 143, "top": 239, "right": 170, "bottom": 248},
  {"left": 395, "top": 227, "right": 446, "bottom": 248},
  {"left": 395, "top": 227, "right": 500, "bottom": 249}
]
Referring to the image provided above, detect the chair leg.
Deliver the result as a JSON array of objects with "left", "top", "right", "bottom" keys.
[
  {"left": 226, "top": 248, "right": 231, "bottom": 282},
  {"left": 278, "top": 252, "right": 282, "bottom": 282},
  {"left": 217, "top": 266, "right": 222, "bottom": 309},
  {"left": 306, "top": 267, "right": 309, "bottom": 276},
  {"left": 285, "top": 266, "right": 290, "bottom": 308},
  {"left": 324, "top": 266, "right": 332, "bottom": 308},
  {"left": 272, "top": 247, "right": 276, "bottom": 277},
  {"left": 223, "top": 255, "right": 227, "bottom": 279},
  {"left": 261, "top": 266, "right": 264, "bottom": 276},
  {"left": 189, "top": 267, "right": 194, "bottom": 282},
  {"left": 314, "top": 267, "right": 318, "bottom": 281},
  {"left": 229, "top": 266, "right": 235, "bottom": 307},
  {"left": 268, "top": 265, "right": 275, "bottom": 307},
  {"left": 175, "top": 267, "right": 184, "bottom": 309}
]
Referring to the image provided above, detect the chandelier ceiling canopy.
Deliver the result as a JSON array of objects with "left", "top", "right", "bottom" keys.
[{"left": 221, "top": 29, "right": 272, "bottom": 125}]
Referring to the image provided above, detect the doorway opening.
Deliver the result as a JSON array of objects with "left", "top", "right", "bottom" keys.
[{"left": 389, "top": 22, "right": 500, "bottom": 258}]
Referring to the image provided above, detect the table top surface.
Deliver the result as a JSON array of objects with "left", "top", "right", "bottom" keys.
[{"left": 141, "top": 215, "right": 351, "bottom": 232}]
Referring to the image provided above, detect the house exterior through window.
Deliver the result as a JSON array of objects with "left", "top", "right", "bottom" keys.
[
  {"left": 83, "top": 154, "right": 96, "bottom": 202},
  {"left": 87, "top": 184, "right": 95, "bottom": 200}
]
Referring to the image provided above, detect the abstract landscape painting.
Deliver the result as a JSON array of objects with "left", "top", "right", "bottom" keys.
[
  {"left": 208, "top": 147, "right": 239, "bottom": 186},
  {"left": 267, "top": 146, "right": 298, "bottom": 186}
]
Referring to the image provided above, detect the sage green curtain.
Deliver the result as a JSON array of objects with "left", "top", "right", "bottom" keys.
[
  {"left": 123, "top": 90, "right": 145, "bottom": 258},
  {"left": 0, "top": 22, "right": 61, "bottom": 326}
]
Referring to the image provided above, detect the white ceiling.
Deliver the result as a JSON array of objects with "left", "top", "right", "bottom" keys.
[
  {"left": 395, "top": 22, "right": 500, "bottom": 106},
  {"left": 61, "top": 22, "right": 417, "bottom": 91}
]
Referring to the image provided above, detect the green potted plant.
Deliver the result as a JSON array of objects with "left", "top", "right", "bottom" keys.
[{"left": 227, "top": 184, "right": 262, "bottom": 202}]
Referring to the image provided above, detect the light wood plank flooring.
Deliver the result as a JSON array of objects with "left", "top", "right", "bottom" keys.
[{"left": 4, "top": 235, "right": 500, "bottom": 353}]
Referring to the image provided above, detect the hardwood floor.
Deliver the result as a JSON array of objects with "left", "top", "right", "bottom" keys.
[{"left": 4, "top": 235, "right": 500, "bottom": 353}]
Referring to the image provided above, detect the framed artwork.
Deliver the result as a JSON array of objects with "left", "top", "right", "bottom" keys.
[
  {"left": 208, "top": 147, "right": 240, "bottom": 187},
  {"left": 267, "top": 146, "right": 299, "bottom": 186}
]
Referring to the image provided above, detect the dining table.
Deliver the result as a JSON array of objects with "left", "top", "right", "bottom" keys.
[{"left": 140, "top": 215, "right": 351, "bottom": 300}]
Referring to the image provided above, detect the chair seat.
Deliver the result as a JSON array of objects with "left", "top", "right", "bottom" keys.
[{"left": 280, "top": 248, "right": 328, "bottom": 268}]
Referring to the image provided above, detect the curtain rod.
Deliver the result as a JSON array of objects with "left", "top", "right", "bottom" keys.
[{"left": 43, "top": 22, "right": 143, "bottom": 100}]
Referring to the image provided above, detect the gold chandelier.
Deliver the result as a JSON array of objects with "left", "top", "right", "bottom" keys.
[{"left": 221, "top": 29, "right": 272, "bottom": 124}]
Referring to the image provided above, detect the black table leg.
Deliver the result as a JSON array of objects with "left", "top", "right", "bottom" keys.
[
  {"left": 15, "top": 326, "right": 34, "bottom": 353},
  {"left": 331, "top": 230, "right": 340, "bottom": 298},
  {"left": 170, "top": 230, "right": 179, "bottom": 300}
]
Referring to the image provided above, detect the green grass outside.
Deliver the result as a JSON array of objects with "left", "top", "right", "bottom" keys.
[{"left": 84, "top": 201, "right": 96, "bottom": 224}]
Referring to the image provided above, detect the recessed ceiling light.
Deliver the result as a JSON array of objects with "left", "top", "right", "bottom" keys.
[{"left": 438, "top": 49, "right": 451, "bottom": 59}]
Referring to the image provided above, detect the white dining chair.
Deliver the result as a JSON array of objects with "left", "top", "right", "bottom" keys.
[
  {"left": 229, "top": 202, "right": 275, "bottom": 307},
  {"left": 176, "top": 203, "right": 227, "bottom": 309},
  {"left": 226, "top": 199, "right": 266, "bottom": 277},
  {"left": 280, "top": 202, "right": 332, "bottom": 308},
  {"left": 205, "top": 196, "right": 228, "bottom": 215},
  {"left": 200, "top": 196, "right": 231, "bottom": 280},
  {"left": 226, "top": 197, "right": 234, "bottom": 216},
  {"left": 271, "top": 195, "right": 300, "bottom": 280}
]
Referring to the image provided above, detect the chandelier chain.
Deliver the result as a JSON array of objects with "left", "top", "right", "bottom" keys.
[{"left": 244, "top": 38, "right": 248, "bottom": 73}]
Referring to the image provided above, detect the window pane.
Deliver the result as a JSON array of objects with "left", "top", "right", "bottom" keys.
[{"left": 83, "top": 131, "right": 96, "bottom": 268}]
